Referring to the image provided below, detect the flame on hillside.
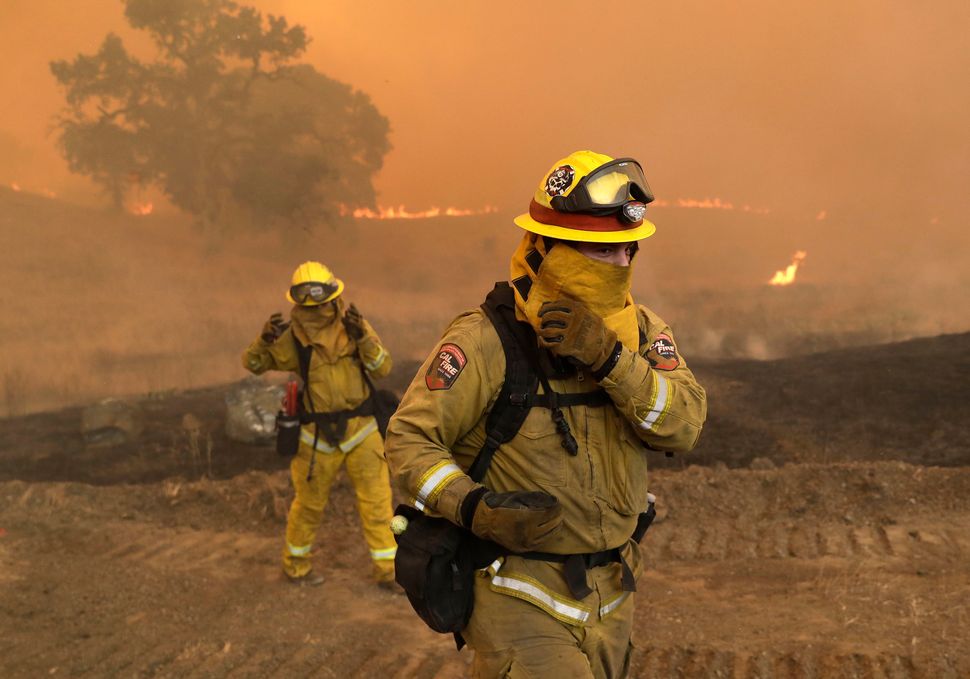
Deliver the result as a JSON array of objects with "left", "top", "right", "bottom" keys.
[
  {"left": 130, "top": 202, "right": 154, "bottom": 216},
  {"left": 768, "top": 250, "right": 807, "bottom": 286},
  {"left": 652, "top": 197, "right": 770, "bottom": 214},
  {"left": 8, "top": 182, "right": 56, "bottom": 198},
  {"left": 343, "top": 204, "right": 498, "bottom": 220}
]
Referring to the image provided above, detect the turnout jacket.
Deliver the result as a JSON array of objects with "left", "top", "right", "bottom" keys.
[
  {"left": 242, "top": 311, "right": 392, "bottom": 453},
  {"left": 385, "top": 303, "right": 706, "bottom": 625}
]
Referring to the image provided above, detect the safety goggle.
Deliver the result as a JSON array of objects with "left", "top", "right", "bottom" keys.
[
  {"left": 289, "top": 281, "right": 339, "bottom": 305},
  {"left": 550, "top": 158, "right": 654, "bottom": 215}
]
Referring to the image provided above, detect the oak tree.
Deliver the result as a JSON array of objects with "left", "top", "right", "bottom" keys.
[{"left": 50, "top": 0, "right": 390, "bottom": 231}]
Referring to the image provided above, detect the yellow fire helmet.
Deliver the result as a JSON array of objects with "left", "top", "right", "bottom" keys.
[
  {"left": 513, "top": 150, "right": 657, "bottom": 243},
  {"left": 285, "top": 261, "right": 345, "bottom": 306}
]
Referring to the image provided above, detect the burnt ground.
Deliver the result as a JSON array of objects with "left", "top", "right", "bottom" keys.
[
  {"left": 3, "top": 333, "right": 968, "bottom": 486},
  {"left": 662, "top": 331, "right": 970, "bottom": 470},
  {"left": 1, "top": 333, "right": 969, "bottom": 678}
]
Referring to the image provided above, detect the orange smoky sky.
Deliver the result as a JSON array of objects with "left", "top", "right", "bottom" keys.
[{"left": 1, "top": 0, "right": 969, "bottom": 228}]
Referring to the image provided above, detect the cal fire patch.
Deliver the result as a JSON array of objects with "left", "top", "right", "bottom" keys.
[
  {"left": 647, "top": 333, "right": 680, "bottom": 371},
  {"left": 425, "top": 343, "right": 467, "bottom": 390}
]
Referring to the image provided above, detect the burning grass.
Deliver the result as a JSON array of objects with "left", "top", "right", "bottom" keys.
[{"left": 1, "top": 186, "right": 968, "bottom": 415}]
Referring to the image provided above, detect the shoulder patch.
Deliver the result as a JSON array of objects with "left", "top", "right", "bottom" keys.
[
  {"left": 425, "top": 343, "right": 467, "bottom": 390},
  {"left": 647, "top": 333, "right": 680, "bottom": 371}
]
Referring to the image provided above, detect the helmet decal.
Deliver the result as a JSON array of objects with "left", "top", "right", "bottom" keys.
[{"left": 544, "top": 165, "right": 575, "bottom": 197}]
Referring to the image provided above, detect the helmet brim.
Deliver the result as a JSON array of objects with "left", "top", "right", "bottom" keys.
[
  {"left": 513, "top": 213, "right": 656, "bottom": 243},
  {"left": 286, "top": 278, "right": 344, "bottom": 305}
]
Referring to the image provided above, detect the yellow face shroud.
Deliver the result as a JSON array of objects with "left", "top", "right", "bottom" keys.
[{"left": 510, "top": 233, "right": 641, "bottom": 352}]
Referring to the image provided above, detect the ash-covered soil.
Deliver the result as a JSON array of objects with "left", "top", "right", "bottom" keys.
[
  {"left": 1, "top": 333, "right": 969, "bottom": 678},
  {"left": 665, "top": 331, "right": 970, "bottom": 470}
]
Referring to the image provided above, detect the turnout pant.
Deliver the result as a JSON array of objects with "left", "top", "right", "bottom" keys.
[
  {"left": 282, "top": 430, "right": 397, "bottom": 581},
  {"left": 461, "top": 569, "right": 636, "bottom": 679}
]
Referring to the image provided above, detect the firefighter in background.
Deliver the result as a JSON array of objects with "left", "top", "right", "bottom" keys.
[
  {"left": 385, "top": 151, "right": 707, "bottom": 677},
  {"left": 242, "top": 261, "right": 398, "bottom": 588}
]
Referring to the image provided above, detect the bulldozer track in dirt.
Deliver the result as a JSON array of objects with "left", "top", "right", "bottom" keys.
[
  {"left": 2, "top": 635, "right": 470, "bottom": 679},
  {"left": 58, "top": 516, "right": 969, "bottom": 583},
  {"left": 632, "top": 646, "right": 965, "bottom": 679},
  {"left": 648, "top": 520, "right": 968, "bottom": 562},
  {"left": 3, "top": 463, "right": 968, "bottom": 678},
  {"left": 8, "top": 638, "right": 965, "bottom": 679},
  {"left": 99, "top": 526, "right": 278, "bottom": 574}
]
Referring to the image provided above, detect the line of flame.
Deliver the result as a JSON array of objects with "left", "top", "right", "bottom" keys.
[
  {"left": 8, "top": 182, "right": 57, "bottom": 198},
  {"left": 768, "top": 250, "right": 807, "bottom": 286},
  {"left": 344, "top": 204, "right": 498, "bottom": 220}
]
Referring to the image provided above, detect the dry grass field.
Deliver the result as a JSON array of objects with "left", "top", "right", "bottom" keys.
[{"left": 2, "top": 186, "right": 966, "bottom": 416}]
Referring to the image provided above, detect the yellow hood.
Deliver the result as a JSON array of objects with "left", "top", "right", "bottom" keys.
[{"left": 290, "top": 298, "right": 352, "bottom": 362}]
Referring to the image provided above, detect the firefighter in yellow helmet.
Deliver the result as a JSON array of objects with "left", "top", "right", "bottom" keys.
[
  {"left": 242, "top": 261, "right": 399, "bottom": 589},
  {"left": 385, "top": 151, "right": 707, "bottom": 677}
]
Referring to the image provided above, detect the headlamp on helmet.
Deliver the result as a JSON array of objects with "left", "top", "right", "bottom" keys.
[{"left": 550, "top": 158, "right": 654, "bottom": 224}]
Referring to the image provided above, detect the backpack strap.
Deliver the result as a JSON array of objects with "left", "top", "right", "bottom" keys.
[
  {"left": 526, "top": 391, "right": 611, "bottom": 408},
  {"left": 293, "top": 336, "right": 314, "bottom": 404},
  {"left": 292, "top": 334, "right": 322, "bottom": 480},
  {"left": 467, "top": 283, "right": 539, "bottom": 482},
  {"left": 468, "top": 283, "right": 610, "bottom": 480}
]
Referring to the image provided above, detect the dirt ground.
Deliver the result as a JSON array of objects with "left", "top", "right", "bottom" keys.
[{"left": 2, "top": 336, "right": 969, "bottom": 678}]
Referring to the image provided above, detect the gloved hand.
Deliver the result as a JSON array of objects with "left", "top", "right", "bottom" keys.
[
  {"left": 536, "top": 299, "right": 618, "bottom": 371},
  {"left": 343, "top": 303, "right": 366, "bottom": 340},
  {"left": 260, "top": 312, "right": 290, "bottom": 344},
  {"left": 460, "top": 487, "right": 563, "bottom": 553}
]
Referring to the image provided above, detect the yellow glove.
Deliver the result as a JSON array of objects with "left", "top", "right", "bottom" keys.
[{"left": 537, "top": 299, "right": 618, "bottom": 372}]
